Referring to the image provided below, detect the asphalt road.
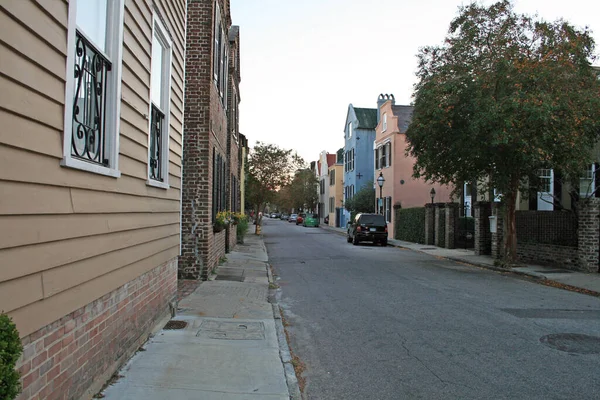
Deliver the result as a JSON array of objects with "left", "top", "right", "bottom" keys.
[{"left": 262, "top": 217, "right": 600, "bottom": 400}]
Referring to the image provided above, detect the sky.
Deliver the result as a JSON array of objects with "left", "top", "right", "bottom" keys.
[{"left": 229, "top": 0, "right": 600, "bottom": 165}]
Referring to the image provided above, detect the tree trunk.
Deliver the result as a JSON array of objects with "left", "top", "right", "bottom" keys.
[{"left": 503, "top": 183, "right": 518, "bottom": 264}]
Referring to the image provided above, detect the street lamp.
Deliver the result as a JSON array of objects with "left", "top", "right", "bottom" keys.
[
  {"left": 377, "top": 172, "right": 385, "bottom": 214},
  {"left": 430, "top": 188, "right": 436, "bottom": 204}
]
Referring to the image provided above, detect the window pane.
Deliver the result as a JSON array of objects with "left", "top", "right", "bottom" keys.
[
  {"left": 76, "top": 0, "right": 108, "bottom": 52},
  {"left": 151, "top": 34, "right": 164, "bottom": 108}
]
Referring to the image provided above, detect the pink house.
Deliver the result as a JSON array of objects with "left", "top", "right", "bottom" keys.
[{"left": 374, "top": 94, "right": 453, "bottom": 238}]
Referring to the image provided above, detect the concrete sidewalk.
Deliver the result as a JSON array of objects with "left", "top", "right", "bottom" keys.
[
  {"left": 320, "top": 224, "right": 600, "bottom": 296},
  {"left": 101, "top": 234, "right": 299, "bottom": 400}
]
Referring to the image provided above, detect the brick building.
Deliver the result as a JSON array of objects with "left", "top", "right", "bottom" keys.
[{"left": 181, "top": 0, "right": 242, "bottom": 279}]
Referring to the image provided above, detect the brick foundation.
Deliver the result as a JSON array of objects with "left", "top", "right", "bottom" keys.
[
  {"left": 16, "top": 258, "right": 177, "bottom": 400},
  {"left": 517, "top": 243, "right": 579, "bottom": 269}
]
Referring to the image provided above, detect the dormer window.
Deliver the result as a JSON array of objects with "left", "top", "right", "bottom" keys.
[
  {"left": 382, "top": 113, "right": 387, "bottom": 132},
  {"left": 348, "top": 122, "right": 353, "bottom": 138}
]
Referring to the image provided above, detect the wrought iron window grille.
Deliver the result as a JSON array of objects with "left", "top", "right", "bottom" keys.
[
  {"left": 72, "top": 30, "right": 111, "bottom": 166},
  {"left": 150, "top": 104, "right": 165, "bottom": 181}
]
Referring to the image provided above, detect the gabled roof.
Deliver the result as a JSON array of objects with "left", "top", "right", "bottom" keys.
[
  {"left": 326, "top": 154, "right": 336, "bottom": 167},
  {"left": 392, "top": 105, "right": 414, "bottom": 133},
  {"left": 353, "top": 107, "right": 378, "bottom": 129}
]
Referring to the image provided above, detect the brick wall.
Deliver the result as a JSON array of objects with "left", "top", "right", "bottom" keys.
[
  {"left": 181, "top": 0, "right": 230, "bottom": 280},
  {"left": 16, "top": 258, "right": 177, "bottom": 400},
  {"left": 474, "top": 202, "right": 492, "bottom": 255},
  {"left": 517, "top": 243, "right": 579, "bottom": 269},
  {"left": 578, "top": 198, "right": 600, "bottom": 272}
]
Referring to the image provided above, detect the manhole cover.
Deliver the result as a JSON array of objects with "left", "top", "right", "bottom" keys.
[
  {"left": 197, "top": 320, "right": 265, "bottom": 340},
  {"left": 164, "top": 320, "right": 188, "bottom": 330},
  {"left": 540, "top": 333, "right": 600, "bottom": 354}
]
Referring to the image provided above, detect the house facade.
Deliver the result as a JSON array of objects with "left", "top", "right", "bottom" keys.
[
  {"left": 329, "top": 157, "right": 344, "bottom": 227},
  {"left": 342, "top": 105, "right": 377, "bottom": 226},
  {"left": 374, "top": 94, "right": 453, "bottom": 238},
  {"left": 181, "top": 0, "right": 241, "bottom": 280},
  {"left": 0, "top": 1, "right": 186, "bottom": 398},
  {"left": 318, "top": 151, "right": 337, "bottom": 223}
]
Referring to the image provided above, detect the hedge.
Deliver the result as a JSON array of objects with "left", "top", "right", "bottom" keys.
[
  {"left": 0, "top": 313, "right": 22, "bottom": 400},
  {"left": 395, "top": 207, "right": 426, "bottom": 243}
]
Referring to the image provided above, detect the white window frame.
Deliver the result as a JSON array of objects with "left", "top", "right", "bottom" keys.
[
  {"left": 383, "top": 113, "right": 387, "bottom": 132},
  {"left": 580, "top": 164, "right": 596, "bottom": 198},
  {"left": 147, "top": 14, "right": 173, "bottom": 189},
  {"left": 61, "top": 0, "right": 124, "bottom": 178}
]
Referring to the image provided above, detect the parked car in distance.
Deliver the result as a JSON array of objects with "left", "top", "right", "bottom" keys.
[
  {"left": 289, "top": 214, "right": 298, "bottom": 223},
  {"left": 347, "top": 213, "right": 388, "bottom": 246},
  {"left": 270, "top": 213, "right": 277, "bottom": 218},
  {"left": 296, "top": 213, "right": 306, "bottom": 225},
  {"left": 281, "top": 214, "right": 289, "bottom": 220},
  {"left": 303, "top": 213, "right": 319, "bottom": 227}
]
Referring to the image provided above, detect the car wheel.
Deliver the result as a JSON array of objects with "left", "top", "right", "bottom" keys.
[
  {"left": 347, "top": 234, "right": 352, "bottom": 243},
  {"left": 381, "top": 239, "right": 388, "bottom": 247},
  {"left": 352, "top": 235, "right": 359, "bottom": 246}
]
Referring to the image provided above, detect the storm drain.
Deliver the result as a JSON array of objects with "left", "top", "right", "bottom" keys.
[
  {"left": 540, "top": 333, "right": 600, "bottom": 354},
  {"left": 164, "top": 320, "right": 188, "bottom": 330},
  {"left": 197, "top": 320, "right": 265, "bottom": 340}
]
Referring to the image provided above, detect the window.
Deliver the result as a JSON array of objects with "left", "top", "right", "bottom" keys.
[
  {"left": 386, "top": 142, "right": 392, "bottom": 167},
  {"left": 580, "top": 164, "right": 596, "bottom": 198},
  {"left": 62, "top": 0, "right": 125, "bottom": 177},
  {"left": 329, "top": 196, "right": 335, "bottom": 211},
  {"left": 329, "top": 169, "right": 335, "bottom": 186},
  {"left": 385, "top": 196, "right": 392, "bottom": 223},
  {"left": 538, "top": 169, "right": 552, "bottom": 193},
  {"left": 382, "top": 113, "right": 387, "bottom": 132},
  {"left": 213, "top": 4, "right": 228, "bottom": 107},
  {"left": 374, "top": 148, "right": 379, "bottom": 170},
  {"left": 350, "top": 148, "right": 355, "bottom": 171},
  {"left": 148, "top": 15, "right": 172, "bottom": 187},
  {"left": 348, "top": 122, "right": 353, "bottom": 138},
  {"left": 379, "top": 145, "right": 387, "bottom": 168},
  {"left": 320, "top": 179, "right": 325, "bottom": 194},
  {"left": 212, "top": 149, "right": 226, "bottom": 222}
]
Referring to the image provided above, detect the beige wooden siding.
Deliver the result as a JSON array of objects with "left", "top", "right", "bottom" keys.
[{"left": 0, "top": 0, "right": 186, "bottom": 337}]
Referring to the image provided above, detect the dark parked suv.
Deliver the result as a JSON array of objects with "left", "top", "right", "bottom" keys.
[{"left": 347, "top": 213, "right": 388, "bottom": 246}]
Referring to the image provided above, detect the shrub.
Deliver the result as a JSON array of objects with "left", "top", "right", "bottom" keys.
[
  {"left": 0, "top": 313, "right": 23, "bottom": 400},
  {"left": 395, "top": 207, "right": 426, "bottom": 243},
  {"left": 236, "top": 214, "right": 250, "bottom": 244}
]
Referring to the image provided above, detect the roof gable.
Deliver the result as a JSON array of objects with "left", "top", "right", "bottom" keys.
[{"left": 353, "top": 107, "right": 378, "bottom": 129}]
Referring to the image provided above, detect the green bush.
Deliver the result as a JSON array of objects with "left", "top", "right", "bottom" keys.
[
  {"left": 236, "top": 215, "right": 249, "bottom": 244},
  {"left": 0, "top": 313, "right": 23, "bottom": 400},
  {"left": 395, "top": 207, "right": 426, "bottom": 243}
]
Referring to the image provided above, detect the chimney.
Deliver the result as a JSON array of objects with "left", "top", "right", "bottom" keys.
[{"left": 376, "top": 94, "right": 395, "bottom": 123}]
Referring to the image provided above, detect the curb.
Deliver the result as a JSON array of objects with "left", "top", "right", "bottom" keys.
[{"left": 262, "top": 236, "right": 302, "bottom": 400}]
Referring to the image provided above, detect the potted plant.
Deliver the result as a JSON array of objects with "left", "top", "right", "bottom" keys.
[{"left": 213, "top": 211, "right": 230, "bottom": 233}]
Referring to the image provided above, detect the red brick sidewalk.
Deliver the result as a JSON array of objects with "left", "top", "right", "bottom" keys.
[{"left": 177, "top": 279, "right": 201, "bottom": 302}]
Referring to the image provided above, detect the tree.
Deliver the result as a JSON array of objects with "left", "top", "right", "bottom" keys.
[
  {"left": 345, "top": 182, "right": 375, "bottom": 217},
  {"left": 245, "top": 142, "right": 304, "bottom": 227},
  {"left": 289, "top": 169, "right": 319, "bottom": 212},
  {"left": 407, "top": 0, "right": 600, "bottom": 263}
]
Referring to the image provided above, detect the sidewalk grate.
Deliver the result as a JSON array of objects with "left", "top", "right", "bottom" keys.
[{"left": 164, "top": 320, "right": 188, "bottom": 330}]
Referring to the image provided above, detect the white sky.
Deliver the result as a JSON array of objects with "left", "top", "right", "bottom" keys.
[{"left": 230, "top": 0, "right": 600, "bottom": 164}]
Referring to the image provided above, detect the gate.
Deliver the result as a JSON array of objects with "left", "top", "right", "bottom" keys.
[{"left": 457, "top": 205, "right": 475, "bottom": 249}]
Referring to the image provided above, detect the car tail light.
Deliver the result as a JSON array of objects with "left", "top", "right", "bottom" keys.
[
  {"left": 356, "top": 226, "right": 361, "bottom": 232},
  {"left": 385, "top": 225, "right": 388, "bottom": 233}
]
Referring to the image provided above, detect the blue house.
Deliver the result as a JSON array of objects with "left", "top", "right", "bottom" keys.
[{"left": 341, "top": 104, "right": 378, "bottom": 227}]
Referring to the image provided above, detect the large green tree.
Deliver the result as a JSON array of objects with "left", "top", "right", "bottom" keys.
[
  {"left": 246, "top": 142, "right": 304, "bottom": 227},
  {"left": 289, "top": 169, "right": 319, "bottom": 212},
  {"left": 407, "top": 0, "right": 600, "bottom": 262}
]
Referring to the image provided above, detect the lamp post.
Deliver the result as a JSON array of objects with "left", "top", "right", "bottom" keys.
[
  {"left": 430, "top": 187, "right": 436, "bottom": 204},
  {"left": 377, "top": 172, "right": 385, "bottom": 215}
]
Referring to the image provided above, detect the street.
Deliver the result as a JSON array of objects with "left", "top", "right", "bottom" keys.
[{"left": 262, "top": 218, "right": 600, "bottom": 400}]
